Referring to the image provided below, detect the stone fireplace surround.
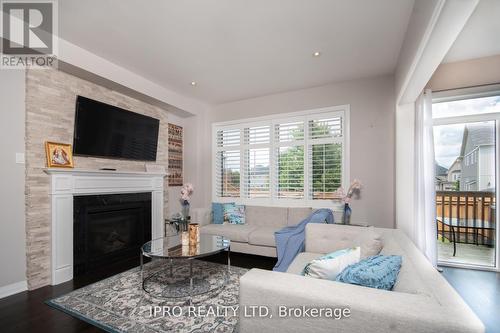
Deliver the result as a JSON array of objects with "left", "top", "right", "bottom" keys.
[
  {"left": 44, "top": 168, "right": 165, "bottom": 285},
  {"left": 25, "top": 68, "right": 172, "bottom": 289}
]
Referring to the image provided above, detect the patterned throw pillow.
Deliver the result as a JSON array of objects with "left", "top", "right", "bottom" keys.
[
  {"left": 336, "top": 255, "right": 402, "bottom": 290},
  {"left": 225, "top": 204, "right": 246, "bottom": 225},
  {"left": 221, "top": 203, "right": 236, "bottom": 223},
  {"left": 212, "top": 202, "right": 233, "bottom": 224},
  {"left": 231, "top": 205, "right": 246, "bottom": 224},
  {"left": 303, "top": 247, "right": 360, "bottom": 280}
]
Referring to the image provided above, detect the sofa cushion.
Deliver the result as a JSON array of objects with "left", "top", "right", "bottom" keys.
[
  {"left": 287, "top": 207, "right": 312, "bottom": 226},
  {"left": 226, "top": 204, "right": 246, "bottom": 224},
  {"left": 248, "top": 227, "right": 283, "bottom": 247},
  {"left": 336, "top": 255, "right": 402, "bottom": 290},
  {"left": 356, "top": 226, "right": 383, "bottom": 259},
  {"left": 286, "top": 252, "right": 322, "bottom": 275},
  {"left": 212, "top": 202, "right": 226, "bottom": 224},
  {"left": 381, "top": 237, "right": 433, "bottom": 297},
  {"left": 304, "top": 247, "right": 361, "bottom": 280},
  {"left": 306, "top": 224, "right": 366, "bottom": 253},
  {"left": 222, "top": 203, "right": 237, "bottom": 223},
  {"left": 245, "top": 206, "right": 287, "bottom": 227},
  {"left": 200, "top": 224, "right": 256, "bottom": 243},
  {"left": 305, "top": 224, "right": 381, "bottom": 256}
]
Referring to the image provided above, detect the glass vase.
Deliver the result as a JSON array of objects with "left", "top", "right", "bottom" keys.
[
  {"left": 342, "top": 203, "right": 352, "bottom": 224},
  {"left": 181, "top": 203, "right": 190, "bottom": 219}
]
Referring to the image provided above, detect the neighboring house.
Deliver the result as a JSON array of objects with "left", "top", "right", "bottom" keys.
[
  {"left": 436, "top": 175, "right": 455, "bottom": 191},
  {"left": 435, "top": 163, "right": 455, "bottom": 191},
  {"left": 447, "top": 157, "right": 462, "bottom": 183},
  {"left": 459, "top": 124, "right": 495, "bottom": 191}
]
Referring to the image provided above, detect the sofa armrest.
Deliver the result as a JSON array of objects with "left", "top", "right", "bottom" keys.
[
  {"left": 239, "top": 269, "right": 484, "bottom": 333},
  {"left": 191, "top": 207, "right": 211, "bottom": 226}
]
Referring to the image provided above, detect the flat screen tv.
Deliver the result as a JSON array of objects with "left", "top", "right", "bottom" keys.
[{"left": 73, "top": 96, "right": 160, "bottom": 161}]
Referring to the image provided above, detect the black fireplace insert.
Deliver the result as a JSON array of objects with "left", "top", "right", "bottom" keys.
[{"left": 73, "top": 193, "right": 152, "bottom": 277}]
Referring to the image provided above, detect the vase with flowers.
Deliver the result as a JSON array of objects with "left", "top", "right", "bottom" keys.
[
  {"left": 335, "top": 179, "right": 362, "bottom": 224},
  {"left": 180, "top": 183, "right": 194, "bottom": 220}
]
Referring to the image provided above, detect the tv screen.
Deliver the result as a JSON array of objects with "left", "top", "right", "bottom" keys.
[{"left": 73, "top": 96, "right": 160, "bottom": 161}]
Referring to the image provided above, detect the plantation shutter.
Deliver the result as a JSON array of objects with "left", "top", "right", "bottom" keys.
[
  {"left": 274, "top": 122, "right": 305, "bottom": 199},
  {"left": 213, "top": 108, "right": 347, "bottom": 204},
  {"left": 215, "top": 129, "right": 241, "bottom": 197},
  {"left": 243, "top": 126, "right": 270, "bottom": 198},
  {"left": 308, "top": 116, "right": 343, "bottom": 200}
]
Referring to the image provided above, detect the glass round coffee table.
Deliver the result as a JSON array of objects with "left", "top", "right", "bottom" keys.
[{"left": 140, "top": 233, "right": 230, "bottom": 302}]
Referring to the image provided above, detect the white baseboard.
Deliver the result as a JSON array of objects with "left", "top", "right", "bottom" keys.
[{"left": 0, "top": 280, "right": 28, "bottom": 299}]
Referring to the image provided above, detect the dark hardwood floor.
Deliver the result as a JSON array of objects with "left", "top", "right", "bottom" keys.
[
  {"left": 0, "top": 253, "right": 276, "bottom": 333},
  {"left": 440, "top": 266, "right": 500, "bottom": 333},
  {"left": 1, "top": 255, "right": 498, "bottom": 333}
]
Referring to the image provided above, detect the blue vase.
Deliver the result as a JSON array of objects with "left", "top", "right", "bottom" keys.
[
  {"left": 343, "top": 203, "right": 352, "bottom": 224},
  {"left": 181, "top": 202, "right": 190, "bottom": 219}
]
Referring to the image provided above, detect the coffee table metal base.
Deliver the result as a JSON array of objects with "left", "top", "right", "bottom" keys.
[{"left": 140, "top": 248, "right": 231, "bottom": 303}]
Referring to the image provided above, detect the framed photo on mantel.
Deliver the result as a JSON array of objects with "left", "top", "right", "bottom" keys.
[
  {"left": 168, "top": 123, "right": 183, "bottom": 186},
  {"left": 45, "top": 141, "right": 74, "bottom": 168}
]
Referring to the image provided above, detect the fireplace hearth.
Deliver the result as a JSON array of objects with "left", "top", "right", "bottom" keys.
[{"left": 74, "top": 193, "right": 152, "bottom": 277}]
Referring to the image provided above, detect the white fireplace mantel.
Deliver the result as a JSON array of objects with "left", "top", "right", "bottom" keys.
[{"left": 44, "top": 168, "right": 166, "bottom": 285}]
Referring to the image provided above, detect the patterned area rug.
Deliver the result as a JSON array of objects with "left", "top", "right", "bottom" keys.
[{"left": 46, "top": 260, "right": 248, "bottom": 333}]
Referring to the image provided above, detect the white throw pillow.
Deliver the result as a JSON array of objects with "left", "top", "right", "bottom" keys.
[
  {"left": 303, "top": 247, "right": 361, "bottom": 280},
  {"left": 355, "top": 227, "right": 383, "bottom": 259}
]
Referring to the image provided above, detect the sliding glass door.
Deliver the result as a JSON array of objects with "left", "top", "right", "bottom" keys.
[{"left": 433, "top": 94, "right": 500, "bottom": 269}]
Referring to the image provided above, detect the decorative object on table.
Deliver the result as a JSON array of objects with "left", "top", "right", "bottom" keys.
[
  {"left": 181, "top": 231, "right": 189, "bottom": 246},
  {"left": 45, "top": 141, "right": 74, "bottom": 168},
  {"left": 180, "top": 183, "right": 194, "bottom": 218},
  {"left": 164, "top": 218, "right": 178, "bottom": 237},
  {"left": 335, "top": 179, "right": 362, "bottom": 224},
  {"left": 169, "top": 214, "right": 188, "bottom": 232},
  {"left": 189, "top": 222, "right": 200, "bottom": 244},
  {"left": 188, "top": 242, "right": 199, "bottom": 256},
  {"left": 168, "top": 123, "right": 183, "bottom": 186}
]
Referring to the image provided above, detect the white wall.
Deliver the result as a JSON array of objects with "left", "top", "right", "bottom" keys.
[
  {"left": 166, "top": 112, "right": 211, "bottom": 217},
  {"left": 207, "top": 75, "right": 396, "bottom": 228},
  {"left": 395, "top": 0, "right": 441, "bottom": 103},
  {"left": 0, "top": 70, "right": 27, "bottom": 296},
  {"left": 395, "top": 103, "right": 416, "bottom": 239},
  {"left": 427, "top": 55, "right": 500, "bottom": 91}
]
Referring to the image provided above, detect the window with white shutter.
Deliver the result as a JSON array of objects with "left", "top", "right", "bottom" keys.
[
  {"left": 243, "top": 126, "right": 271, "bottom": 198},
  {"left": 275, "top": 122, "right": 305, "bottom": 199},
  {"left": 308, "top": 116, "right": 344, "bottom": 200},
  {"left": 212, "top": 106, "right": 349, "bottom": 206},
  {"left": 215, "top": 129, "right": 241, "bottom": 197}
]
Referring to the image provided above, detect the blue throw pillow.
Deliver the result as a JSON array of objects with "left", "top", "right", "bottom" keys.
[
  {"left": 336, "top": 255, "right": 402, "bottom": 290},
  {"left": 212, "top": 202, "right": 226, "bottom": 224}
]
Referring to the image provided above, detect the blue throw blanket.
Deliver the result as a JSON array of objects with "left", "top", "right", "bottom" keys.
[{"left": 273, "top": 208, "right": 334, "bottom": 272}]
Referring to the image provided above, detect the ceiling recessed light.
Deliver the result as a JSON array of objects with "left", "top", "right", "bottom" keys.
[
  {"left": 313, "top": 51, "right": 321, "bottom": 57},
  {"left": 190, "top": 81, "right": 197, "bottom": 86}
]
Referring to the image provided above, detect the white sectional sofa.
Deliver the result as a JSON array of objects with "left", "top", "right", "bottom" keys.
[
  {"left": 238, "top": 223, "right": 484, "bottom": 333},
  {"left": 193, "top": 206, "right": 326, "bottom": 257}
]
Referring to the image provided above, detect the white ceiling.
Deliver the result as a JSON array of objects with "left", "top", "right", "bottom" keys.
[
  {"left": 59, "top": 0, "right": 414, "bottom": 104},
  {"left": 444, "top": 0, "right": 500, "bottom": 63}
]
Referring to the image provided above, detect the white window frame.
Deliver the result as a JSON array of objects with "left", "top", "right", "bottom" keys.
[
  {"left": 433, "top": 85, "right": 500, "bottom": 272},
  {"left": 212, "top": 105, "right": 350, "bottom": 208}
]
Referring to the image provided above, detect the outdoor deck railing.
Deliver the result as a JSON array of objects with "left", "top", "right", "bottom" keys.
[{"left": 436, "top": 191, "right": 496, "bottom": 247}]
